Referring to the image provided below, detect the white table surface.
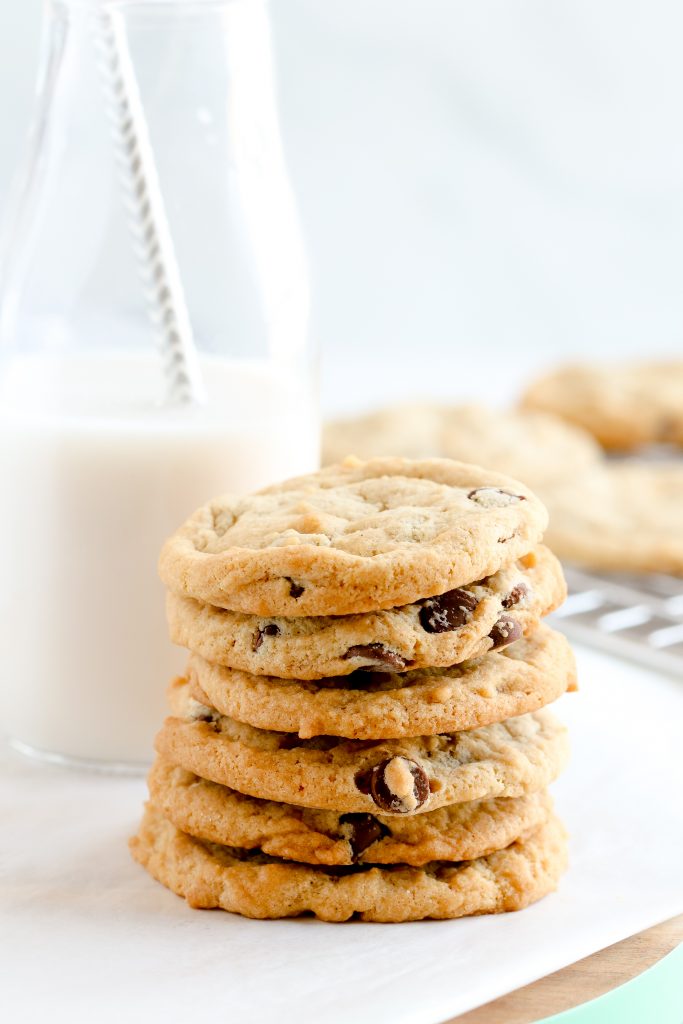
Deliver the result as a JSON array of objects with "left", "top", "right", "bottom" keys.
[{"left": 2, "top": 640, "right": 682, "bottom": 1024}]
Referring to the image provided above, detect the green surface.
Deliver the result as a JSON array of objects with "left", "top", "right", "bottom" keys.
[{"left": 535, "top": 942, "right": 683, "bottom": 1023}]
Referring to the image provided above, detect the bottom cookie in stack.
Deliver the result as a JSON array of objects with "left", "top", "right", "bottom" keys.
[{"left": 132, "top": 769, "right": 566, "bottom": 922}]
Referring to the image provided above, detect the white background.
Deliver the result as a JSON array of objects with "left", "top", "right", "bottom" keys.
[{"left": 1, "top": 0, "right": 682, "bottom": 412}]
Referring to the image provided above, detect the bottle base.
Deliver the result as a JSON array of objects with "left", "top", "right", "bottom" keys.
[{"left": 9, "top": 737, "right": 150, "bottom": 776}]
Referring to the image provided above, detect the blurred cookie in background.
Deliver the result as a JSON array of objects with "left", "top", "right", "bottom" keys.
[
  {"left": 323, "top": 403, "right": 601, "bottom": 486},
  {"left": 323, "top": 402, "right": 445, "bottom": 464},
  {"left": 521, "top": 362, "right": 683, "bottom": 451},
  {"left": 539, "top": 462, "right": 683, "bottom": 576}
]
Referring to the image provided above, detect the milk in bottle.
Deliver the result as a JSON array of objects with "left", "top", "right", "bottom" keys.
[{"left": 0, "top": 352, "right": 318, "bottom": 766}]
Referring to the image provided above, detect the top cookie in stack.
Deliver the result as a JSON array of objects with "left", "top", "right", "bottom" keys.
[
  {"left": 159, "top": 456, "right": 551, "bottom": 617},
  {"left": 133, "top": 457, "right": 575, "bottom": 922}
]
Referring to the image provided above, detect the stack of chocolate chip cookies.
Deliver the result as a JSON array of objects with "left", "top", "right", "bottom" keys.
[{"left": 131, "top": 457, "right": 576, "bottom": 922}]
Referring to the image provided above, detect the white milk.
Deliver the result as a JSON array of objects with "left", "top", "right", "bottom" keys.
[{"left": 0, "top": 352, "right": 319, "bottom": 766}]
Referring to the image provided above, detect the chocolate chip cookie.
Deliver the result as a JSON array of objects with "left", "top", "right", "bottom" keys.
[
  {"left": 148, "top": 758, "right": 554, "bottom": 866},
  {"left": 158, "top": 457, "right": 548, "bottom": 617},
  {"left": 167, "top": 545, "right": 565, "bottom": 680},
  {"left": 130, "top": 804, "right": 568, "bottom": 922},
  {"left": 186, "top": 623, "right": 576, "bottom": 739},
  {"left": 522, "top": 361, "right": 683, "bottom": 450},
  {"left": 156, "top": 677, "right": 569, "bottom": 814}
]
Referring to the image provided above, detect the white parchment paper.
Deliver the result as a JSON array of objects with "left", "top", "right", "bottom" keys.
[{"left": 2, "top": 644, "right": 682, "bottom": 1024}]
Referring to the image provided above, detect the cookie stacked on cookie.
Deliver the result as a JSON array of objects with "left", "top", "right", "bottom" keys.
[{"left": 131, "top": 457, "right": 576, "bottom": 922}]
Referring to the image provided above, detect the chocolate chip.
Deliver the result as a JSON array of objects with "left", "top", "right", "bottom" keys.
[
  {"left": 353, "top": 768, "right": 374, "bottom": 795},
  {"left": 193, "top": 711, "right": 216, "bottom": 723},
  {"left": 363, "top": 756, "right": 430, "bottom": 813},
  {"left": 502, "top": 582, "right": 529, "bottom": 609},
  {"left": 288, "top": 580, "right": 305, "bottom": 599},
  {"left": 342, "top": 644, "right": 408, "bottom": 671},
  {"left": 339, "top": 813, "right": 389, "bottom": 860},
  {"left": 252, "top": 623, "right": 281, "bottom": 652},
  {"left": 468, "top": 487, "right": 526, "bottom": 507},
  {"left": 419, "top": 588, "right": 478, "bottom": 633},
  {"left": 488, "top": 615, "right": 523, "bottom": 649}
]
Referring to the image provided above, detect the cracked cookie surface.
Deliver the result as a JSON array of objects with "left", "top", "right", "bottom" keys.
[
  {"left": 130, "top": 804, "right": 568, "bottom": 922},
  {"left": 158, "top": 457, "right": 548, "bottom": 616},
  {"left": 186, "top": 623, "right": 576, "bottom": 739},
  {"left": 148, "top": 758, "right": 554, "bottom": 866},
  {"left": 155, "top": 677, "right": 569, "bottom": 814},
  {"left": 167, "top": 545, "right": 565, "bottom": 680}
]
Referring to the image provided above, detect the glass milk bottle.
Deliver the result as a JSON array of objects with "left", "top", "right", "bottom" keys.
[{"left": 0, "top": 0, "right": 318, "bottom": 770}]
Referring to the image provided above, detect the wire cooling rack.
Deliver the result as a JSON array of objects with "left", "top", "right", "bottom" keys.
[{"left": 551, "top": 566, "right": 683, "bottom": 677}]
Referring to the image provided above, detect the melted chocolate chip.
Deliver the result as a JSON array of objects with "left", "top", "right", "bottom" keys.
[
  {"left": 419, "top": 588, "right": 478, "bottom": 633},
  {"left": 353, "top": 768, "right": 374, "bottom": 795},
  {"left": 288, "top": 580, "right": 305, "bottom": 599},
  {"left": 468, "top": 487, "right": 526, "bottom": 507},
  {"left": 251, "top": 622, "right": 281, "bottom": 652},
  {"left": 488, "top": 615, "right": 523, "bottom": 649},
  {"left": 365, "top": 756, "right": 430, "bottom": 813},
  {"left": 502, "top": 582, "right": 529, "bottom": 609},
  {"left": 342, "top": 644, "right": 407, "bottom": 671},
  {"left": 339, "top": 813, "right": 389, "bottom": 859}
]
